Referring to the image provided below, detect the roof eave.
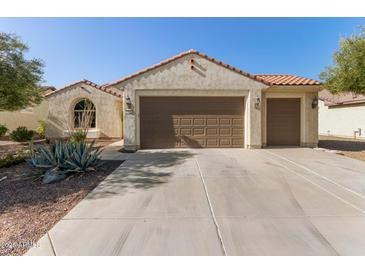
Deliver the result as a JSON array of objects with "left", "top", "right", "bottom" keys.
[
  {"left": 104, "top": 49, "right": 272, "bottom": 88},
  {"left": 45, "top": 79, "right": 123, "bottom": 98}
]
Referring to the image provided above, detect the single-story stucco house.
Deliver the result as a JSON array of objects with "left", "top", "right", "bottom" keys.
[
  {"left": 0, "top": 86, "right": 56, "bottom": 132},
  {"left": 45, "top": 49, "right": 321, "bottom": 151},
  {"left": 319, "top": 89, "right": 365, "bottom": 139}
]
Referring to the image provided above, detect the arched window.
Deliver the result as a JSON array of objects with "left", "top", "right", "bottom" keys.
[{"left": 73, "top": 99, "right": 96, "bottom": 128}]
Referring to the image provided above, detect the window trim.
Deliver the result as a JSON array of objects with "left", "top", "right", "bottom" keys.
[{"left": 72, "top": 98, "right": 96, "bottom": 129}]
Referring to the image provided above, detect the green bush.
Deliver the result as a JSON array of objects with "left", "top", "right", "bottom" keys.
[
  {"left": 0, "top": 124, "right": 8, "bottom": 137},
  {"left": 9, "top": 127, "right": 35, "bottom": 142},
  {"left": 0, "top": 153, "right": 26, "bottom": 168},
  {"left": 36, "top": 120, "right": 46, "bottom": 139},
  {"left": 29, "top": 140, "right": 101, "bottom": 174},
  {"left": 69, "top": 129, "right": 87, "bottom": 144}
]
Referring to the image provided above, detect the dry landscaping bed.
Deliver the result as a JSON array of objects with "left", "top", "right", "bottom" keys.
[
  {"left": 319, "top": 135, "right": 365, "bottom": 162},
  {"left": 0, "top": 160, "right": 123, "bottom": 256}
]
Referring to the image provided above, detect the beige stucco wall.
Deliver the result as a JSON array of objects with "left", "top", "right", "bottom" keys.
[
  {"left": 111, "top": 53, "right": 268, "bottom": 150},
  {"left": 0, "top": 100, "right": 48, "bottom": 132},
  {"left": 319, "top": 100, "right": 365, "bottom": 139},
  {"left": 46, "top": 83, "right": 123, "bottom": 139},
  {"left": 109, "top": 53, "right": 319, "bottom": 150},
  {"left": 262, "top": 86, "right": 319, "bottom": 147}
]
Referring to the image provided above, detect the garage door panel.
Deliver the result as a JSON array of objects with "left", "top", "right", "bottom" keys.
[
  {"left": 180, "top": 136, "right": 205, "bottom": 148},
  {"left": 232, "top": 118, "right": 244, "bottom": 126},
  {"left": 206, "top": 118, "right": 218, "bottom": 126},
  {"left": 193, "top": 128, "right": 205, "bottom": 136},
  {"left": 219, "top": 118, "right": 232, "bottom": 126},
  {"left": 172, "top": 118, "right": 179, "bottom": 126},
  {"left": 180, "top": 128, "right": 192, "bottom": 136},
  {"left": 267, "top": 98, "right": 300, "bottom": 146},
  {"left": 206, "top": 128, "right": 218, "bottom": 136},
  {"left": 206, "top": 139, "right": 218, "bottom": 147},
  {"left": 140, "top": 97, "right": 244, "bottom": 148},
  {"left": 232, "top": 138, "right": 244, "bottom": 146},
  {"left": 219, "top": 128, "right": 232, "bottom": 136},
  {"left": 193, "top": 118, "right": 205, "bottom": 126},
  {"left": 219, "top": 139, "right": 232, "bottom": 146},
  {"left": 232, "top": 128, "right": 243, "bottom": 136},
  {"left": 180, "top": 118, "right": 192, "bottom": 126}
]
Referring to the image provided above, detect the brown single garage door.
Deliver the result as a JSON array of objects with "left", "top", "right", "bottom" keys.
[
  {"left": 267, "top": 98, "right": 300, "bottom": 146},
  {"left": 140, "top": 97, "right": 244, "bottom": 148}
]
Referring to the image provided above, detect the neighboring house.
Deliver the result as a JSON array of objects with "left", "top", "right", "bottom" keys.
[
  {"left": 0, "top": 86, "right": 56, "bottom": 132},
  {"left": 45, "top": 49, "right": 321, "bottom": 150},
  {"left": 319, "top": 89, "right": 365, "bottom": 139}
]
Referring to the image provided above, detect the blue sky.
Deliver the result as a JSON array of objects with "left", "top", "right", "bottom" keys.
[{"left": 0, "top": 17, "right": 364, "bottom": 88}]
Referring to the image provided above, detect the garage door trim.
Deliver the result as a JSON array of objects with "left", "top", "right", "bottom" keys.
[
  {"left": 265, "top": 96, "right": 303, "bottom": 146},
  {"left": 138, "top": 94, "right": 245, "bottom": 148}
]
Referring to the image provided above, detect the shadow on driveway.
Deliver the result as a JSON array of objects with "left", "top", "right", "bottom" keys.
[{"left": 85, "top": 150, "right": 195, "bottom": 199}]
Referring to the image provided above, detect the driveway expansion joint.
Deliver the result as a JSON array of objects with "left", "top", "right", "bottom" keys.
[
  {"left": 47, "top": 233, "right": 57, "bottom": 256},
  {"left": 264, "top": 150, "right": 365, "bottom": 200},
  {"left": 195, "top": 158, "right": 227, "bottom": 256},
  {"left": 262, "top": 150, "right": 365, "bottom": 214}
]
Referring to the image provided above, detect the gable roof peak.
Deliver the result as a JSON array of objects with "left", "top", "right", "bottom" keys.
[
  {"left": 45, "top": 79, "right": 123, "bottom": 98},
  {"left": 104, "top": 49, "right": 271, "bottom": 87}
]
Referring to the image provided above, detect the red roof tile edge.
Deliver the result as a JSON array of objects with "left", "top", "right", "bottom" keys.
[
  {"left": 254, "top": 74, "right": 320, "bottom": 86},
  {"left": 44, "top": 79, "right": 123, "bottom": 98}
]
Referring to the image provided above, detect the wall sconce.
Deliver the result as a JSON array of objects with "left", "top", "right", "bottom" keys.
[
  {"left": 312, "top": 96, "right": 318, "bottom": 109},
  {"left": 125, "top": 95, "right": 133, "bottom": 110},
  {"left": 254, "top": 96, "right": 261, "bottom": 109}
]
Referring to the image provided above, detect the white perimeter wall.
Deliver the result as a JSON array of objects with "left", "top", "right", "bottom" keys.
[{"left": 319, "top": 100, "right": 365, "bottom": 139}]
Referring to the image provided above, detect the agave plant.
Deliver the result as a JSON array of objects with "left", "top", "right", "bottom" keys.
[
  {"left": 29, "top": 140, "right": 101, "bottom": 173},
  {"left": 65, "top": 141, "right": 101, "bottom": 172}
]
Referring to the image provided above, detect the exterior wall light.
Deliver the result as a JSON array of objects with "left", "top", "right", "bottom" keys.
[
  {"left": 254, "top": 96, "right": 261, "bottom": 109},
  {"left": 312, "top": 96, "right": 318, "bottom": 109},
  {"left": 125, "top": 95, "right": 133, "bottom": 110}
]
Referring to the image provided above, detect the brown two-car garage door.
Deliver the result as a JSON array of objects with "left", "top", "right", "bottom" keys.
[
  {"left": 140, "top": 97, "right": 244, "bottom": 148},
  {"left": 267, "top": 98, "right": 301, "bottom": 146}
]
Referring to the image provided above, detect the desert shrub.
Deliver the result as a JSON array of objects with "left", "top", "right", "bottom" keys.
[
  {"left": 0, "top": 124, "right": 8, "bottom": 137},
  {"left": 0, "top": 153, "right": 26, "bottom": 168},
  {"left": 36, "top": 120, "right": 46, "bottom": 139},
  {"left": 29, "top": 140, "right": 101, "bottom": 174},
  {"left": 9, "top": 127, "right": 35, "bottom": 142},
  {"left": 69, "top": 129, "right": 87, "bottom": 144}
]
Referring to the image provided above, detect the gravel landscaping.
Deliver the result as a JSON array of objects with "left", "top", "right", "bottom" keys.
[
  {"left": 0, "top": 160, "right": 123, "bottom": 256},
  {"left": 319, "top": 135, "right": 365, "bottom": 162}
]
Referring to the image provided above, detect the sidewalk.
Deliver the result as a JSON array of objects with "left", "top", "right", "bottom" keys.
[{"left": 99, "top": 139, "right": 132, "bottom": 161}]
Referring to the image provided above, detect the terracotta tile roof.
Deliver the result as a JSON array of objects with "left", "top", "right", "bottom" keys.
[
  {"left": 103, "top": 49, "right": 272, "bottom": 87},
  {"left": 40, "top": 86, "right": 56, "bottom": 92},
  {"left": 254, "top": 74, "right": 320, "bottom": 86},
  {"left": 44, "top": 79, "right": 123, "bottom": 98},
  {"left": 319, "top": 89, "right": 365, "bottom": 106},
  {"left": 103, "top": 50, "right": 321, "bottom": 88}
]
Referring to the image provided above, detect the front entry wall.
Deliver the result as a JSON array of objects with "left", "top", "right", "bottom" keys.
[
  {"left": 140, "top": 97, "right": 244, "bottom": 148},
  {"left": 113, "top": 53, "right": 318, "bottom": 150},
  {"left": 262, "top": 89, "right": 319, "bottom": 147},
  {"left": 116, "top": 54, "right": 267, "bottom": 150}
]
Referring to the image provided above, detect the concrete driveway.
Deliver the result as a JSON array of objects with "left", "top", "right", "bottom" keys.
[{"left": 27, "top": 148, "right": 365, "bottom": 256}]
